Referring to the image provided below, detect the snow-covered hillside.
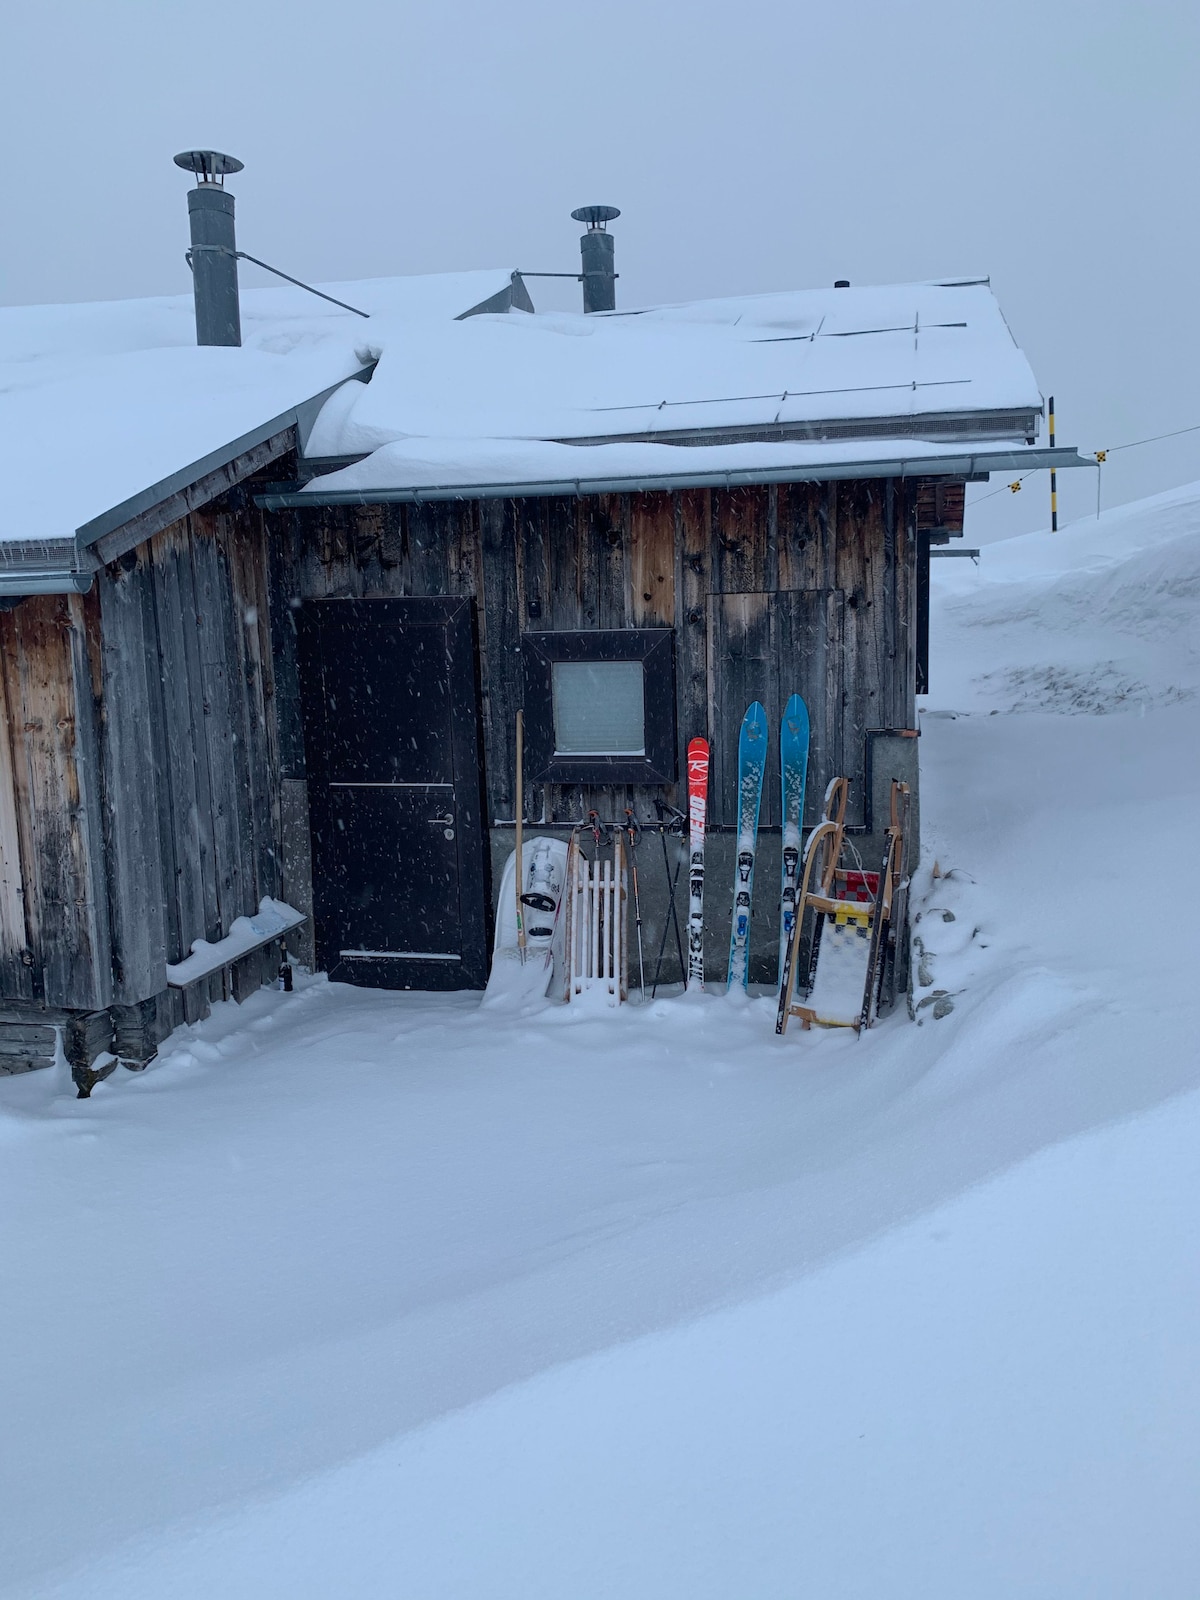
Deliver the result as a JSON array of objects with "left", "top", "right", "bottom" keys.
[{"left": 2, "top": 485, "right": 1199, "bottom": 1598}]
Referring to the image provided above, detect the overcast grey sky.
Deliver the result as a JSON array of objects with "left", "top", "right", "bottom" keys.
[{"left": 4, "top": 0, "right": 1197, "bottom": 539}]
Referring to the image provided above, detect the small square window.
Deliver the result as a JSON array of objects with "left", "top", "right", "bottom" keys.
[
  {"left": 552, "top": 661, "right": 646, "bottom": 755},
  {"left": 522, "top": 629, "right": 676, "bottom": 785}
]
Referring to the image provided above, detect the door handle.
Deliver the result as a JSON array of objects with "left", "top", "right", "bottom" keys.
[{"left": 426, "top": 813, "right": 454, "bottom": 826}]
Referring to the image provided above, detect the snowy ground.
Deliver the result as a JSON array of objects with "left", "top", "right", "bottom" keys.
[{"left": 3, "top": 484, "right": 1200, "bottom": 1596}]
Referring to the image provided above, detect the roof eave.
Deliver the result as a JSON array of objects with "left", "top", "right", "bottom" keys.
[
  {"left": 257, "top": 446, "right": 1095, "bottom": 510},
  {"left": 552, "top": 405, "right": 1042, "bottom": 450}
]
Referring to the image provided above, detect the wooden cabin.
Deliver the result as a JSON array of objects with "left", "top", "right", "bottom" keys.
[{"left": 0, "top": 227, "right": 1086, "bottom": 1090}]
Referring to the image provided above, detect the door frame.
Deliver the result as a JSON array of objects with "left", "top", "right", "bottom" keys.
[{"left": 297, "top": 595, "right": 491, "bottom": 991}]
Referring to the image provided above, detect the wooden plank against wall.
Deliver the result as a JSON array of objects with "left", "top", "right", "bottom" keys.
[{"left": 96, "top": 561, "right": 168, "bottom": 1002}]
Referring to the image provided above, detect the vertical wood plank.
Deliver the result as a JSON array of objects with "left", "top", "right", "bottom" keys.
[
  {"left": 478, "top": 498, "right": 520, "bottom": 820},
  {"left": 227, "top": 516, "right": 279, "bottom": 902},
  {"left": 96, "top": 560, "right": 168, "bottom": 1001},
  {"left": 407, "top": 503, "right": 454, "bottom": 596},
  {"left": 629, "top": 492, "right": 675, "bottom": 627},
  {"left": 708, "top": 591, "right": 772, "bottom": 830},
  {"left": 777, "top": 482, "right": 824, "bottom": 592},
  {"left": 0, "top": 623, "right": 32, "bottom": 997},
  {"left": 190, "top": 522, "right": 246, "bottom": 931},
  {"left": 834, "top": 481, "right": 880, "bottom": 824},
  {"left": 675, "top": 490, "right": 710, "bottom": 810},
  {"left": 265, "top": 508, "right": 307, "bottom": 778},
  {"left": 9, "top": 596, "right": 112, "bottom": 1009},
  {"left": 152, "top": 527, "right": 218, "bottom": 950},
  {"left": 712, "top": 485, "right": 769, "bottom": 596}
]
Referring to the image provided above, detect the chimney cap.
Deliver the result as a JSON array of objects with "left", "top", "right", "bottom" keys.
[
  {"left": 571, "top": 204, "right": 620, "bottom": 230},
  {"left": 174, "top": 150, "right": 244, "bottom": 186}
]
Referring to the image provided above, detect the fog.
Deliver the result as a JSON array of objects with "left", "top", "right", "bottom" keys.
[{"left": 4, "top": 0, "right": 1197, "bottom": 538}]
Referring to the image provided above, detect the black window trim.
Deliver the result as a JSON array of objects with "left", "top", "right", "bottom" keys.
[{"left": 522, "top": 629, "right": 677, "bottom": 785}]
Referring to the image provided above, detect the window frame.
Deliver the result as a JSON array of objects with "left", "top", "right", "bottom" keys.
[{"left": 521, "top": 629, "right": 676, "bottom": 785}]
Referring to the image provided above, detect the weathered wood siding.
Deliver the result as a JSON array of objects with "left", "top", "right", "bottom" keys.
[
  {"left": 0, "top": 594, "right": 111, "bottom": 1007},
  {"left": 268, "top": 478, "right": 921, "bottom": 833},
  {"left": 0, "top": 470, "right": 927, "bottom": 1016},
  {"left": 0, "top": 505, "right": 284, "bottom": 1017},
  {"left": 94, "top": 507, "right": 282, "bottom": 1007}
]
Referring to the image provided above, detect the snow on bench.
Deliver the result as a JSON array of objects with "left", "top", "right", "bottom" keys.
[{"left": 165, "top": 899, "right": 308, "bottom": 988}]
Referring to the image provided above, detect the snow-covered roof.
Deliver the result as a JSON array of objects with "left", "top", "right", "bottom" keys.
[
  {"left": 1, "top": 267, "right": 1076, "bottom": 569},
  {"left": 0, "top": 269, "right": 518, "bottom": 549},
  {"left": 307, "top": 279, "right": 1043, "bottom": 464}
]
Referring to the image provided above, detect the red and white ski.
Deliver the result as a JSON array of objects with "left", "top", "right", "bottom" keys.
[{"left": 686, "top": 737, "right": 709, "bottom": 989}]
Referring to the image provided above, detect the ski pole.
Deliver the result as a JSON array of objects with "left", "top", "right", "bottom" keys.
[
  {"left": 650, "top": 805, "right": 687, "bottom": 996},
  {"left": 625, "top": 809, "right": 647, "bottom": 1002}
]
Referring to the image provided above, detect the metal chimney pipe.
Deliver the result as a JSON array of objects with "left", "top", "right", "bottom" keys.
[
  {"left": 174, "top": 150, "right": 244, "bottom": 347},
  {"left": 571, "top": 205, "right": 620, "bottom": 313}
]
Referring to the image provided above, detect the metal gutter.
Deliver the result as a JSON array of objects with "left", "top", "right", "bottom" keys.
[
  {"left": 256, "top": 446, "right": 1095, "bottom": 510},
  {"left": 0, "top": 570, "right": 96, "bottom": 598}
]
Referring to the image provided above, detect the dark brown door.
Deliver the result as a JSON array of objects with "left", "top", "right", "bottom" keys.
[{"left": 297, "top": 597, "right": 489, "bottom": 990}]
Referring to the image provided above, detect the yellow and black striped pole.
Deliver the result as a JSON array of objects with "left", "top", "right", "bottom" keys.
[{"left": 1048, "top": 395, "right": 1058, "bottom": 531}]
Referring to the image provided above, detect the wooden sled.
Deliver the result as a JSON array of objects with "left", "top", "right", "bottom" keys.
[{"left": 776, "top": 778, "right": 909, "bottom": 1036}]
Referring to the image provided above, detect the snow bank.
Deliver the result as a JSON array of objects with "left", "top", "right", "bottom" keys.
[{"left": 928, "top": 479, "right": 1200, "bottom": 713}]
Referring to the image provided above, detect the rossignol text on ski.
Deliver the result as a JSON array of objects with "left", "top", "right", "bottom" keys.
[
  {"left": 686, "top": 737, "right": 709, "bottom": 989},
  {"left": 778, "top": 694, "right": 811, "bottom": 984},
  {"left": 727, "top": 702, "right": 767, "bottom": 992}
]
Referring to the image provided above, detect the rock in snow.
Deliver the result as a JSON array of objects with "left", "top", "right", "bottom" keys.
[{"left": 1, "top": 484, "right": 1198, "bottom": 1597}]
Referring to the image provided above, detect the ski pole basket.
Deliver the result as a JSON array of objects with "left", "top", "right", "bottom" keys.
[
  {"left": 561, "top": 829, "right": 628, "bottom": 1003},
  {"left": 776, "top": 779, "right": 910, "bottom": 1035}
]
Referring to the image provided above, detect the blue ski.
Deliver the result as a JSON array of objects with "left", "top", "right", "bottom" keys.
[
  {"left": 778, "top": 694, "right": 811, "bottom": 983},
  {"left": 727, "top": 700, "right": 768, "bottom": 992}
]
